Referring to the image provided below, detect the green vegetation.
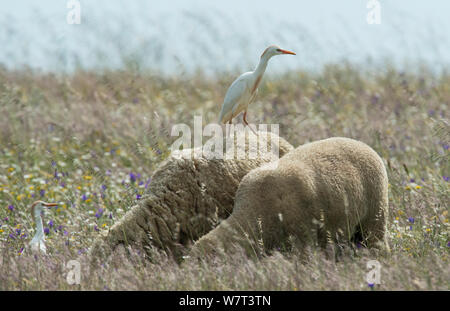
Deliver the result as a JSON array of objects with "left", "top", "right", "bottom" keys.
[{"left": 0, "top": 65, "right": 448, "bottom": 290}]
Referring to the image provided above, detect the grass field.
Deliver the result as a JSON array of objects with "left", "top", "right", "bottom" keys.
[{"left": 0, "top": 64, "right": 448, "bottom": 290}]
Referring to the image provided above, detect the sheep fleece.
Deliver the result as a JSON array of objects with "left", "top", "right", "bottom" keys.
[
  {"left": 89, "top": 131, "right": 293, "bottom": 261},
  {"left": 192, "top": 137, "right": 389, "bottom": 256}
]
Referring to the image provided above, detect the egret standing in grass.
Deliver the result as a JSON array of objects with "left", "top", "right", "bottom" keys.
[
  {"left": 218, "top": 45, "right": 296, "bottom": 129},
  {"left": 30, "top": 200, "right": 58, "bottom": 254}
]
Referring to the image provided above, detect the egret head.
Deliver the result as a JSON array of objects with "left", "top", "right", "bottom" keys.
[
  {"left": 261, "top": 45, "right": 296, "bottom": 59},
  {"left": 31, "top": 201, "right": 58, "bottom": 222}
]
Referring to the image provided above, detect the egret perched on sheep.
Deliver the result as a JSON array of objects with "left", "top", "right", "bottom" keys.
[
  {"left": 218, "top": 45, "right": 296, "bottom": 128},
  {"left": 29, "top": 200, "right": 58, "bottom": 254}
]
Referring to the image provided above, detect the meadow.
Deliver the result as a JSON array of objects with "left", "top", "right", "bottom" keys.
[{"left": 0, "top": 64, "right": 448, "bottom": 290}]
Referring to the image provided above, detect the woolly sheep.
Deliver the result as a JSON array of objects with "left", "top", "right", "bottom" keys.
[
  {"left": 89, "top": 130, "right": 293, "bottom": 261},
  {"left": 190, "top": 137, "right": 389, "bottom": 258}
]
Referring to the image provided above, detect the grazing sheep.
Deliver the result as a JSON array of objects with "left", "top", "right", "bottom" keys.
[
  {"left": 89, "top": 130, "right": 293, "bottom": 262},
  {"left": 190, "top": 137, "right": 389, "bottom": 259}
]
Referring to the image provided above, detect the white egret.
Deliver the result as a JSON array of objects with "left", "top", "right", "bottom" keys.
[
  {"left": 218, "top": 45, "right": 296, "bottom": 128},
  {"left": 29, "top": 200, "right": 58, "bottom": 254}
]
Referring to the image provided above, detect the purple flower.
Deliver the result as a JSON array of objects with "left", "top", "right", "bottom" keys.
[
  {"left": 443, "top": 144, "right": 449, "bottom": 151},
  {"left": 15, "top": 228, "right": 21, "bottom": 235},
  {"left": 95, "top": 208, "right": 104, "bottom": 218},
  {"left": 8, "top": 233, "right": 15, "bottom": 239},
  {"left": 54, "top": 169, "right": 59, "bottom": 179},
  {"left": 447, "top": 241, "right": 450, "bottom": 247},
  {"left": 3, "top": 217, "right": 9, "bottom": 222},
  {"left": 110, "top": 148, "right": 116, "bottom": 156},
  {"left": 106, "top": 170, "right": 112, "bottom": 176},
  {"left": 94, "top": 225, "right": 99, "bottom": 232},
  {"left": 138, "top": 181, "right": 144, "bottom": 186},
  {"left": 48, "top": 220, "right": 54, "bottom": 228},
  {"left": 60, "top": 182, "right": 66, "bottom": 188},
  {"left": 408, "top": 217, "right": 415, "bottom": 224},
  {"left": 57, "top": 225, "right": 63, "bottom": 231},
  {"left": 368, "top": 283, "right": 374, "bottom": 288},
  {"left": 64, "top": 230, "right": 68, "bottom": 236},
  {"left": 39, "top": 189, "right": 45, "bottom": 197},
  {"left": 129, "top": 172, "right": 137, "bottom": 183},
  {"left": 19, "top": 247, "right": 24, "bottom": 254},
  {"left": 82, "top": 194, "right": 87, "bottom": 201},
  {"left": 101, "top": 184, "right": 107, "bottom": 191},
  {"left": 443, "top": 176, "right": 449, "bottom": 182},
  {"left": 156, "top": 149, "right": 162, "bottom": 155},
  {"left": 109, "top": 213, "right": 113, "bottom": 219},
  {"left": 51, "top": 160, "right": 56, "bottom": 167},
  {"left": 409, "top": 178, "right": 415, "bottom": 183},
  {"left": 136, "top": 194, "right": 142, "bottom": 200},
  {"left": 44, "top": 227, "right": 50, "bottom": 235},
  {"left": 8, "top": 205, "right": 14, "bottom": 211},
  {"left": 409, "top": 226, "right": 413, "bottom": 231},
  {"left": 145, "top": 178, "right": 151, "bottom": 189}
]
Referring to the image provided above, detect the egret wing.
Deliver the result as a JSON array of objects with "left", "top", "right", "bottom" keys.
[{"left": 218, "top": 74, "right": 250, "bottom": 123}]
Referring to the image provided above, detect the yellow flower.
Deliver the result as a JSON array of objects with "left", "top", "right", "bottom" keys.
[
  {"left": 405, "top": 186, "right": 411, "bottom": 191},
  {"left": 0, "top": 229, "right": 4, "bottom": 233},
  {"left": 29, "top": 186, "right": 34, "bottom": 190},
  {"left": 77, "top": 186, "right": 82, "bottom": 190},
  {"left": 415, "top": 185, "right": 422, "bottom": 190},
  {"left": 398, "top": 210, "right": 404, "bottom": 215},
  {"left": 16, "top": 194, "right": 22, "bottom": 201},
  {"left": 395, "top": 216, "right": 399, "bottom": 221},
  {"left": 85, "top": 199, "right": 92, "bottom": 203},
  {"left": 425, "top": 228, "right": 431, "bottom": 232},
  {"left": 102, "top": 223, "right": 107, "bottom": 228},
  {"left": 8, "top": 167, "right": 14, "bottom": 172},
  {"left": 84, "top": 175, "right": 92, "bottom": 180}
]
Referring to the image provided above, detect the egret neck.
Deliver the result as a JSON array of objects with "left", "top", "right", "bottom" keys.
[
  {"left": 33, "top": 207, "right": 45, "bottom": 241},
  {"left": 252, "top": 55, "right": 270, "bottom": 92}
]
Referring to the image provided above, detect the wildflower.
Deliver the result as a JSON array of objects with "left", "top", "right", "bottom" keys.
[
  {"left": 84, "top": 175, "right": 92, "bottom": 180},
  {"left": 18, "top": 247, "right": 24, "bottom": 255},
  {"left": 136, "top": 194, "right": 142, "bottom": 200},
  {"left": 81, "top": 194, "right": 87, "bottom": 201},
  {"left": 102, "top": 223, "right": 107, "bottom": 228},
  {"left": 0, "top": 229, "right": 3, "bottom": 233},
  {"left": 94, "top": 225, "right": 99, "bottom": 232},
  {"left": 39, "top": 189, "right": 45, "bottom": 197},
  {"left": 404, "top": 186, "right": 411, "bottom": 191},
  {"left": 15, "top": 228, "right": 21, "bottom": 235},
  {"left": 129, "top": 172, "right": 137, "bottom": 183},
  {"left": 64, "top": 230, "right": 68, "bottom": 236},
  {"left": 8, "top": 205, "right": 14, "bottom": 211},
  {"left": 408, "top": 217, "right": 415, "bottom": 224},
  {"left": 109, "top": 213, "right": 113, "bottom": 219},
  {"left": 9, "top": 233, "right": 15, "bottom": 239},
  {"left": 145, "top": 178, "right": 151, "bottom": 189},
  {"left": 48, "top": 220, "right": 54, "bottom": 228},
  {"left": 368, "top": 283, "right": 374, "bottom": 288},
  {"left": 447, "top": 242, "right": 450, "bottom": 247},
  {"left": 425, "top": 228, "right": 431, "bottom": 233},
  {"left": 44, "top": 227, "right": 50, "bottom": 235},
  {"left": 409, "top": 178, "right": 415, "bottom": 183},
  {"left": 415, "top": 185, "right": 422, "bottom": 190},
  {"left": 409, "top": 226, "right": 413, "bottom": 231},
  {"left": 101, "top": 184, "right": 107, "bottom": 191},
  {"left": 443, "top": 176, "right": 449, "bottom": 182},
  {"left": 8, "top": 167, "right": 14, "bottom": 173},
  {"left": 95, "top": 208, "right": 104, "bottom": 218}
]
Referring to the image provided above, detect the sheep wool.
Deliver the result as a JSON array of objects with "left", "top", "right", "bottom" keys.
[
  {"left": 89, "top": 130, "right": 293, "bottom": 262},
  {"left": 190, "top": 137, "right": 389, "bottom": 258}
]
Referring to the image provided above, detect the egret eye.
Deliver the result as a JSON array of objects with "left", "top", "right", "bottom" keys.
[{"left": 276, "top": 49, "right": 281, "bottom": 52}]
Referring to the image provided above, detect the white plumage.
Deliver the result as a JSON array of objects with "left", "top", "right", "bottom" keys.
[{"left": 218, "top": 45, "right": 296, "bottom": 126}]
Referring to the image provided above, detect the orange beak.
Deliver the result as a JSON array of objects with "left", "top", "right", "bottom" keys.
[
  {"left": 43, "top": 203, "right": 58, "bottom": 207},
  {"left": 279, "top": 49, "right": 296, "bottom": 55}
]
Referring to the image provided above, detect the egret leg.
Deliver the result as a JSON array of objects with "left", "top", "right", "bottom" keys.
[{"left": 243, "top": 111, "right": 258, "bottom": 135}]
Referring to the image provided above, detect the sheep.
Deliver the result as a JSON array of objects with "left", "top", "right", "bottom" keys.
[
  {"left": 189, "top": 137, "right": 390, "bottom": 259},
  {"left": 89, "top": 130, "right": 293, "bottom": 262}
]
